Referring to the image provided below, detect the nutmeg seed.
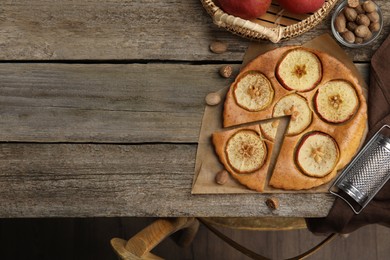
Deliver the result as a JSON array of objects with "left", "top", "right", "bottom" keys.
[
  {"left": 347, "top": 22, "right": 358, "bottom": 32},
  {"left": 219, "top": 65, "right": 233, "bottom": 78},
  {"left": 356, "top": 14, "right": 371, "bottom": 26},
  {"left": 209, "top": 41, "right": 228, "bottom": 54},
  {"left": 367, "top": 11, "right": 380, "bottom": 23},
  {"left": 369, "top": 22, "right": 381, "bottom": 32},
  {"left": 355, "top": 25, "right": 370, "bottom": 38},
  {"left": 265, "top": 197, "right": 279, "bottom": 210},
  {"left": 341, "top": 31, "right": 356, "bottom": 43},
  {"left": 205, "top": 92, "right": 222, "bottom": 106},
  {"left": 355, "top": 37, "right": 364, "bottom": 44},
  {"left": 362, "top": 1, "right": 376, "bottom": 13},
  {"left": 347, "top": 0, "right": 360, "bottom": 8},
  {"left": 344, "top": 7, "right": 358, "bottom": 21},
  {"left": 355, "top": 4, "right": 365, "bottom": 14},
  {"left": 215, "top": 170, "right": 229, "bottom": 185},
  {"left": 363, "top": 30, "right": 373, "bottom": 42},
  {"left": 334, "top": 13, "right": 347, "bottom": 33}
]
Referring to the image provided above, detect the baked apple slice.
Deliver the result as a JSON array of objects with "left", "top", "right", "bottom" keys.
[
  {"left": 233, "top": 71, "right": 274, "bottom": 112},
  {"left": 314, "top": 80, "right": 359, "bottom": 124},
  {"left": 225, "top": 129, "right": 267, "bottom": 173},
  {"left": 276, "top": 48, "right": 322, "bottom": 92},
  {"left": 260, "top": 120, "right": 279, "bottom": 141},
  {"left": 295, "top": 131, "right": 339, "bottom": 178},
  {"left": 273, "top": 94, "right": 312, "bottom": 135}
]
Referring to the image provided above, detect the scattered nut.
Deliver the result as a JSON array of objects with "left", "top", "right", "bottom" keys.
[
  {"left": 367, "top": 11, "right": 380, "bottom": 23},
  {"left": 334, "top": 13, "right": 347, "bottom": 33},
  {"left": 348, "top": 0, "right": 360, "bottom": 8},
  {"left": 219, "top": 65, "right": 233, "bottom": 78},
  {"left": 344, "top": 7, "right": 358, "bottom": 21},
  {"left": 347, "top": 22, "right": 358, "bottom": 31},
  {"left": 205, "top": 92, "right": 222, "bottom": 106},
  {"left": 265, "top": 197, "right": 279, "bottom": 210},
  {"left": 362, "top": 1, "right": 376, "bottom": 13},
  {"left": 209, "top": 41, "right": 228, "bottom": 54},
  {"left": 215, "top": 170, "right": 229, "bottom": 185},
  {"left": 356, "top": 14, "right": 370, "bottom": 26},
  {"left": 341, "top": 30, "right": 356, "bottom": 43},
  {"left": 369, "top": 22, "right": 381, "bottom": 32},
  {"left": 355, "top": 25, "right": 370, "bottom": 38}
]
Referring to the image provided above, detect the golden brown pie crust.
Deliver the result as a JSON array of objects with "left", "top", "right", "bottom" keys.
[{"left": 218, "top": 46, "right": 367, "bottom": 191}]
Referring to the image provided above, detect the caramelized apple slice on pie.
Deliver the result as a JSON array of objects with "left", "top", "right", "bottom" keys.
[
  {"left": 273, "top": 93, "right": 312, "bottom": 136},
  {"left": 314, "top": 80, "right": 359, "bottom": 124},
  {"left": 276, "top": 48, "right": 322, "bottom": 92}
]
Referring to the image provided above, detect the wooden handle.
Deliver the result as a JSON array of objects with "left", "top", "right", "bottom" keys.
[
  {"left": 201, "top": 0, "right": 283, "bottom": 43},
  {"left": 111, "top": 217, "right": 199, "bottom": 260}
]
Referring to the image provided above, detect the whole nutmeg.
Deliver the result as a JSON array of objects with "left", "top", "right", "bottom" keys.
[
  {"left": 344, "top": 7, "right": 357, "bottom": 21},
  {"left": 209, "top": 41, "right": 228, "bottom": 54},
  {"left": 355, "top": 25, "right": 370, "bottom": 38},
  {"left": 334, "top": 13, "right": 347, "bottom": 33},
  {"left": 205, "top": 92, "right": 222, "bottom": 106},
  {"left": 367, "top": 11, "right": 380, "bottom": 23},
  {"left": 341, "top": 30, "right": 356, "bottom": 43},
  {"left": 347, "top": 22, "right": 358, "bottom": 32},
  {"left": 369, "top": 22, "right": 381, "bottom": 32},
  {"left": 355, "top": 37, "right": 364, "bottom": 44},
  {"left": 355, "top": 4, "right": 365, "bottom": 14},
  {"left": 362, "top": 1, "right": 376, "bottom": 13},
  {"left": 347, "top": 0, "right": 360, "bottom": 8},
  {"left": 363, "top": 30, "right": 373, "bottom": 42},
  {"left": 215, "top": 170, "right": 229, "bottom": 185},
  {"left": 265, "top": 197, "right": 279, "bottom": 210},
  {"left": 219, "top": 65, "right": 233, "bottom": 78},
  {"left": 356, "top": 14, "right": 370, "bottom": 26}
]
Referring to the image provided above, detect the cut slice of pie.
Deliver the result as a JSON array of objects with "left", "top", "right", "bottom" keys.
[{"left": 212, "top": 125, "right": 273, "bottom": 192}]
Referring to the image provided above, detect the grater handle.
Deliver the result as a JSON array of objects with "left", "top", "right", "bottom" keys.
[{"left": 329, "top": 189, "right": 362, "bottom": 214}]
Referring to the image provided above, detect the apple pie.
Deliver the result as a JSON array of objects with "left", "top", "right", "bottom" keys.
[{"left": 213, "top": 46, "right": 367, "bottom": 191}]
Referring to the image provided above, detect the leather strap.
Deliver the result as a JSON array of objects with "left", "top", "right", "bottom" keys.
[{"left": 199, "top": 218, "right": 338, "bottom": 260}]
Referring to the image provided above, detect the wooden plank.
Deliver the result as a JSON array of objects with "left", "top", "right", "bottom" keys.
[
  {"left": 0, "top": 1, "right": 388, "bottom": 62},
  {"left": 0, "top": 142, "right": 334, "bottom": 217},
  {"left": 0, "top": 63, "right": 369, "bottom": 143}
]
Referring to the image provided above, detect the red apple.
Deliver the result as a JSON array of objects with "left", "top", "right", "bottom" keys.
[
  {"left": 278, "top": 0, "right": 325, "bottom": 14},
  {"left": 218, "top": 0, "right": 271, "bottom": 20}
]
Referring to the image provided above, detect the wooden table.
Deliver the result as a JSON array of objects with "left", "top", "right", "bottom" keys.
[{"left": 0, "top": 0, "right": 388, "bottom": 218}]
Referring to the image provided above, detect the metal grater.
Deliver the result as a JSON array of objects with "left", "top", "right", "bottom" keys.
[{"left": 330, "top": 125, "right": 390, "bottom": 214}]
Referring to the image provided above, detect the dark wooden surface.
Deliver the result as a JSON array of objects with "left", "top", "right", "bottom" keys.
[
  {"left": 0, "top": 218, "right": 388, "bottom": 259},
  {"left": 0, "top": 0, "right": 388, "bottom": 218}
]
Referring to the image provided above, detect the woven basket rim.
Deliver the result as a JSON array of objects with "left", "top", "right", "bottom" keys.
[{"left": 201, "top": 0, "right": 340, "bottom": 43}]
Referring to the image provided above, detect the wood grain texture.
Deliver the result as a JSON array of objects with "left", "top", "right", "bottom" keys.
[
  {"left": 0, "top": 142, "right": 334, "bottom": 217},
  {"left": 0, "top": 0, "right": 388, "bottom": 61},
  {"left": 0, "top": 63, "right": 368, "bottom": 143}
]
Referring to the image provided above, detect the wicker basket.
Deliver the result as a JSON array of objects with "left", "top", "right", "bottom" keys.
[{"left": 201, "top": 0, "right": 340, "bottom": 43}]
